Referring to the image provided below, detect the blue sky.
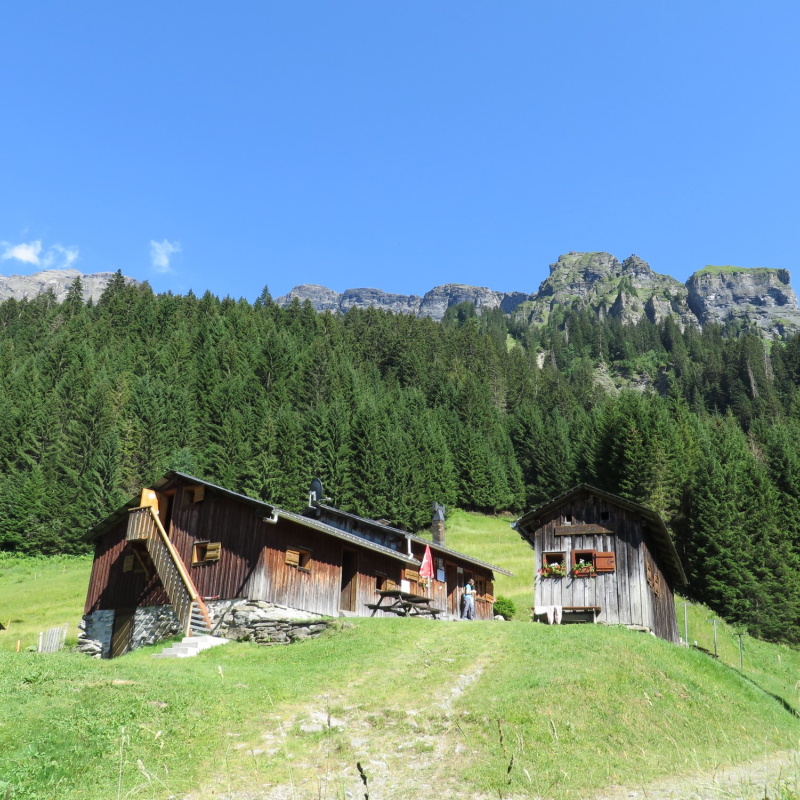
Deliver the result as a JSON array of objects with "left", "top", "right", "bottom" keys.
[{"left": 1, "top": 3, "right": 798, "bottom": 300}]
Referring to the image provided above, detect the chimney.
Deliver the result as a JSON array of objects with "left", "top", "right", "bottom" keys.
[{"left": 432, "top": 502, "right": 446, "bottom": 547}]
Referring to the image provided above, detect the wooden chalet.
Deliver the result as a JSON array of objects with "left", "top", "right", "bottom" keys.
[
  {"left": 514, "top": 485, "right": 687, "bottom": 642},
  {"left": 82, "top": 472, "right": 512, "bottom": 656}
]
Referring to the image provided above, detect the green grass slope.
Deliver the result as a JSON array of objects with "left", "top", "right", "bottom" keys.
[
  {"left": 2, "top": 515, "right": 800, "bottom": 799},
  {"left": 0, "top": 555, "right": 91, "bottom": 652}
]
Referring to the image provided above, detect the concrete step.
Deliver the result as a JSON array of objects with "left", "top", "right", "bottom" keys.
[{"left": 152, "top": 635, "right": 229, "bottom": 659}]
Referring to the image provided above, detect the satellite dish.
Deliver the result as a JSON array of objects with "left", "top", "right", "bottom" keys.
[{"left": 310, "top": 477, "right": 324, "bottom": 505}]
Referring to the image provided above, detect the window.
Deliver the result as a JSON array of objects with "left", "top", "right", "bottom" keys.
[
  {"left": 544, "top": 552, "right": 566, "bottom": 567},
  {"left": 571, "top": 550, "right": 596, "bottom": 575},
  {"left": 376, "top": 573, "right": 397, "bottom": 592},
  {"left": 435, "top": 557, "right": 445, "bottom": 583},
  {"left": 183, "top": 485, "right": 205, "bottom": 506},
  {"left": 286, "top": 548, "right": 312, "bottom": 572},
  {"left": 600, "top": 511, "right": 610, "bottom": 522},
  {"left": 192, "top": 541, "right": 221, "bottom": 565},
  {"left": 563, "top": 514, "right": 573, "bottom": 525}
]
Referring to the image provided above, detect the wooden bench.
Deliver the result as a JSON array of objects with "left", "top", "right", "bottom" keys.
[{"left": 367, "top": 590, "right": 444, "bottom": 619}]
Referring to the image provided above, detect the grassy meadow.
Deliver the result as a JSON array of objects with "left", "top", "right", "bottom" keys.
[
  {"left": 2, "top": 513, "right": 800, "bottom": 799},
  {"left": 0, "top": 554, "right": 91, "bottom": 652}
]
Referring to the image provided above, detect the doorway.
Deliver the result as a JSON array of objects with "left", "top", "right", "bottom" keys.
[
  {"left": 110, "top": 609, "right": 135, "bottom": 659},
  {"left": 446, "top": 563, "right": 461, "bottom": 616},
  {"left": 340, "top": 550, "right": 359, "bottom": 612}
]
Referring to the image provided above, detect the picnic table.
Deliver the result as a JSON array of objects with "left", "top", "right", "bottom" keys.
[{"left": 366, "top": 589, "right": 443, "bottom": 619}]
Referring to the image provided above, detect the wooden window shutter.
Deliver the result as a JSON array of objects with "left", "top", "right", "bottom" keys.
[
  {"left": 285, "top": 549, "right": 300, "bottom": 567},
  {"left": 653, "top": 572, "right": 661, "bottom": 597},
  {"left": 193, "top": 486, "right": 205, "bottom": 503},
  {"left": 404, "top": 568, "right": 420, "bottom": 583},
  {"left": 595, "top": 552, "right": 616, "bottom": 573},
  {"left": 122, "top": 554, "right": 135, "bottom": 572},
  {"left": 205, "top": 542, "right": 221, "bottom": 562}
]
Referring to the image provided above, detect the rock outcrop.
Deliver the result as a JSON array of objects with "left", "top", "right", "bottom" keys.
[
  {"left": 522, "top": 251, "right": 694, "bottom": 329},
  {"left": 685, "top": 267, "right": 800, "bottom": 338},
  {"left": 276, "top": 253, "right": 800, "bottom": 338},
  {"left": 0, "top": 268, "right": 137, "bottom": 303},
  {"left": 276, "top": 283, "right": 532, "bottom": 321}
]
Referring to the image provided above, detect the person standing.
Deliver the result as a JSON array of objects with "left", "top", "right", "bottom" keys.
[{"left": 461, "top": 579, "right": 476, "bottom": 620}]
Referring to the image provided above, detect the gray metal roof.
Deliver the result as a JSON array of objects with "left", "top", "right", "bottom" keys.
[
  {"left": 278, "top": 511, "right": 419, "bottom": 565},
  {"left": 513, "top": 484, "right": 687, "bottom": 585},
  {"left": 316, "top": 504, "right": 514, "bottom": 577}
]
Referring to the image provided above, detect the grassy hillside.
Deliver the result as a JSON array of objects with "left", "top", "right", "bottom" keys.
[
  {"left": 3, "top": 516, "right": 800, "bottom": 798},
  {"left": 0, "top": 555, "right": 91, "bottom": 652}
]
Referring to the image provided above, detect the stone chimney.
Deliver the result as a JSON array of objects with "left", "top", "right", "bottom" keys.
[{"left": 432, "top": 502, "right": 446, "bottom": 547}]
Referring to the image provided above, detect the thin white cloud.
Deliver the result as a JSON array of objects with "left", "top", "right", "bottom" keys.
[
  {"left": 42, "top": 244, "right": 79, "bottom": 269},
  {"left": 2, "top": 240, "right": 43, "bottom": 265},
  {"left": 150, "top": 239, "right": 181, "bottom": 273},
  {"left": 0, "top": 240, "right": 79, "bottom": 270}
]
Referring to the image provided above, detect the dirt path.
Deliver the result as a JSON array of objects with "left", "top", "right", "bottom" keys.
[{"left": 594, "top": 750, "right": 800, "bottom": 800}]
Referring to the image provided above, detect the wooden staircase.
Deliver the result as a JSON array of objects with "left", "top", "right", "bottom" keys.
[{"left": 126, "top": 492, "right": 212, "bottom": 637}]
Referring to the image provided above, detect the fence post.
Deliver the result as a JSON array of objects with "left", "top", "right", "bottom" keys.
[{"left": 681, "top": 603, "right": 689, "bottom": 645}]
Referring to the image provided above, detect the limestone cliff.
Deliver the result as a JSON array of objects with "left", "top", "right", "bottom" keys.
[
  {"left": 686, "top": 266, "right": 800, "bottom": 338},
  {"left": 275, "top": 253, "right": 800, "bottom": 337},
  {"left": 0, "top": 268, "right": 137, "bottom": 303},
  {"left": 275, "top": 283, "right": 531, "bottom": 321}
]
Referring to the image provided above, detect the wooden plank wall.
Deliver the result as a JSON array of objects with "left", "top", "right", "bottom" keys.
[
  {"left": 642, "top": 533, "right": 680, "bottom": 643},
  {"left": 533, "top": 493, "right": 656, "bottom": 631},
  {"left": 85, "top": 479, "right": 500, "bottom": 621}
]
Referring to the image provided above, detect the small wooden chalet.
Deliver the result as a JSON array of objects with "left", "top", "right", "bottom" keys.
[
  {"left": 83, "top": 471, "right": 511, "bottom": 657},
  {"left": 514, "top": 485, "right": 687, "bottom": 642}
]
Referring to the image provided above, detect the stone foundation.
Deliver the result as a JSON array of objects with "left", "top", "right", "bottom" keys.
[
  {"left": 77, "top": 609, "right": 114, "bottom": 658},
  {"left": 131, "top": 605, "right": 181, "bottom": 649},
  {"left": 213, "top": 599, "right": 329, "bottom": 645},
  {"left": 78, "top": 600, "right": 331, "bottom": 657}
]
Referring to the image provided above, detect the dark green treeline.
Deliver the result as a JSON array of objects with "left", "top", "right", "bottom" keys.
[{"left": 3, "top": 274, "right": 800, "bottom": 642}]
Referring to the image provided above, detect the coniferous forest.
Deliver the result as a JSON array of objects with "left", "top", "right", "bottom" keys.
[{"left": 3, "top": 273, "right": 800, "bottom": 642}]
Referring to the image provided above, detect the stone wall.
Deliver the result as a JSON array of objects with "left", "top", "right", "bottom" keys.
[
  {"left": 213, "top": 599, "right": 329, "bottom": 645},
  {"left": 78, "top": 600, "right": 331, "bottom": 657},
  {"left": 131, "top": 605, "right": 181, "bottom": 650},
  {"left": 77, "top": 609, "right": 114, "bottom": 658}
]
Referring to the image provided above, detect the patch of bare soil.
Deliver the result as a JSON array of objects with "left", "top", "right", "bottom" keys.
[{"left": 593, "top": 750, "right": 800, "bottom": 800}]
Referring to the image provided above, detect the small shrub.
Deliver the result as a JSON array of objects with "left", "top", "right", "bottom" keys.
[{"left": 493, "top": 596, "right": 516, "bottom": 620}]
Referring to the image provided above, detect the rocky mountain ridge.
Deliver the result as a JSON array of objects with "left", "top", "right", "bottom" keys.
[
  {"left": 3, "top": 255, "right": 799, "bottom": 338},
  {"left": 0, "top": 268, "right": 137, "bottom": 303},
  {"left": 276, "top": 252, "right": 800, "bottom": 338}
]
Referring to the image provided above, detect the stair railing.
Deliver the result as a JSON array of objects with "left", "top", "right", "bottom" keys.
[{"left": 126, "top": 505, "right": 212, "bottom": 636}]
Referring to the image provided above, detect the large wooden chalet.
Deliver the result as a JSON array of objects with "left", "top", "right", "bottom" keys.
[
  {"left": 83, "top": 471, "right": 511, "bottom": 657},
  {"left": 514, "top": 485, "right": 687, "bottom": 642}
]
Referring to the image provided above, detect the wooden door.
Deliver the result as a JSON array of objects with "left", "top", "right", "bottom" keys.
[
  {"left": 340, "top": 550, "right": 359, "bottom": 612},
  {"left": 446, "top": 563, "right": 460, "bottom": 616},
  {"left": 110, "top": 610, "right": 135, "bottom": 659}
]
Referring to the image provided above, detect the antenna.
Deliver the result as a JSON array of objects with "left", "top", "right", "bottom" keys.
[{"left": 309, "top": 477, "right": 324, "bottom": 506}]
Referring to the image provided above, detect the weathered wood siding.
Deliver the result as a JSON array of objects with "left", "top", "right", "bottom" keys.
[
  {"left": 84, "top": 519, "right": 169, "bottom": 614},
  {"left": 533, "top": 492, "right": 661, "bottom": 632},
  {"left": 642, "top": 533, "right": 680, "bottom": 643},
  {"left": 85, "top": 478, "right": 501, "bottom": 621}
]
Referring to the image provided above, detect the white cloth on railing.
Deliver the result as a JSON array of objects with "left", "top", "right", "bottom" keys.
[{"left": 534, "top": 605, "right": 562, "bottom": 625}]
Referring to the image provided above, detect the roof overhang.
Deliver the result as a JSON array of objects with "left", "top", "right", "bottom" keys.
[
  {"left": 514, "top": 484, "right": 687, "bottom": 586},
  {"left": 83, "top": 471, "right": 276, "bottom": 543}
]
